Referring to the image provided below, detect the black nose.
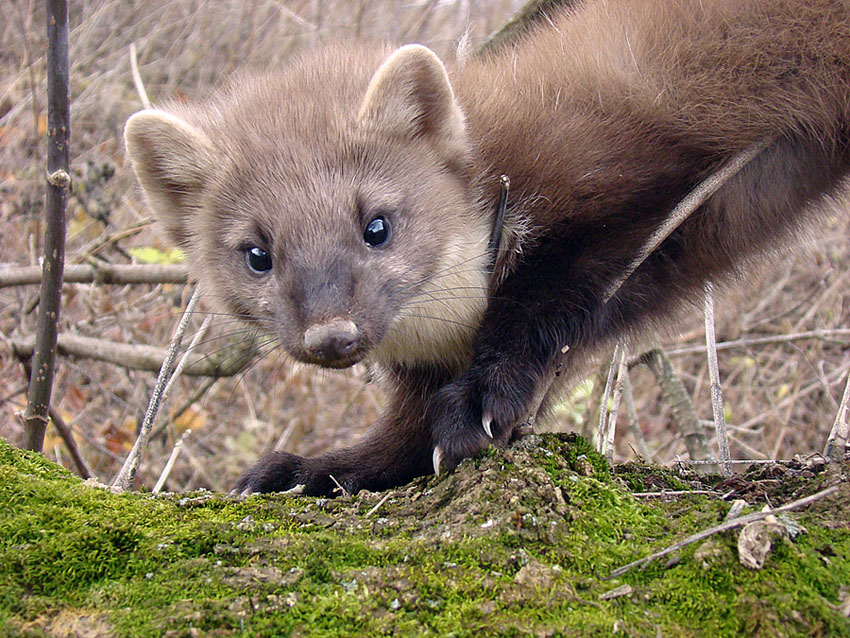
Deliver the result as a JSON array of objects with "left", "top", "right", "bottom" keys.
[{"left": 302, "top": 319, "right": 360, "bottom": 365}]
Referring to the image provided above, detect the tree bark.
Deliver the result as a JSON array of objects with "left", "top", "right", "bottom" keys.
[{"left": 22, "top": 0, "right": 70, "bottom": 452}]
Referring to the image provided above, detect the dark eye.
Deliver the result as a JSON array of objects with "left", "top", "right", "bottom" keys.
[
  {"left": 363, "top": 216, "right": 390, "bottom": 247},
  {"left": 245, "top": 246, "right": 272, "bottom": 273}
]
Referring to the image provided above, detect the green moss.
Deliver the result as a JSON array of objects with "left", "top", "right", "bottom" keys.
[{"left": 1, "top": 436, "right": 849, "bottom": 637}]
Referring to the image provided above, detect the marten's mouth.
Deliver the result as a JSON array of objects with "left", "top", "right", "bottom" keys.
[{"left": 298, "top": 352, "right": 366, "bottom": 369}]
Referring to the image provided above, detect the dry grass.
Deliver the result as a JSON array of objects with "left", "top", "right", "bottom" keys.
[{"left": 1, "top": 0, "right": 848, "bottom": 491}]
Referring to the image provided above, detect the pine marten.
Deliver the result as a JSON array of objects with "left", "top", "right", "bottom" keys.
[{"left": 125, "top": 0, "right": 850, "bottom": 495}]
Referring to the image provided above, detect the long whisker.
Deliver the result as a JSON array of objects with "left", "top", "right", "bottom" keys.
[{"left": 388, "top": 312, "right": 479, "bottom": 331}]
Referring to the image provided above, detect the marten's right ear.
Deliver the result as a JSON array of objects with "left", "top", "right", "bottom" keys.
[
  {"left": 358, "top": 45, "right": 467, "bottom": 161},
  {"left": 124, "top": 110, "right": 213, "bottom": 246}
]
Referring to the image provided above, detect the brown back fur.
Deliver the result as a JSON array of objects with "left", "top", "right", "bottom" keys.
[{"left": 125, "top": 0, "right": 850, "bottom": 494}]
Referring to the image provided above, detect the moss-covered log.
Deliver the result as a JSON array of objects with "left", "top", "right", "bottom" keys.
[{"left": 1, "top": 436, "right": 848, "bottom": 637}]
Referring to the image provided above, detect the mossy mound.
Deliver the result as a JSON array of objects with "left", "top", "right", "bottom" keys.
[{"left": 1, "top": 435, "right": 848, "bottom": 637}]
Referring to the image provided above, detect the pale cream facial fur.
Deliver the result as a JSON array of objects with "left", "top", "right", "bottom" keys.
[
  {"left": 370, "top": 222, "right": 490, "bottom": 371},
  {"left": 125, "top": 43, "right": 493, "bottom": 374}
]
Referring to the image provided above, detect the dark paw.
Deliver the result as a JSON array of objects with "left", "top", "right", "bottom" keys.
[
  {"left": 430, "top": 366, "right": 535, "bottom": 474},
  {"left": 234, "top": 451, "right": 370, "bottom": 497},
  {"left": 233, "top": 450, "right": 307, "bottom": 495}
]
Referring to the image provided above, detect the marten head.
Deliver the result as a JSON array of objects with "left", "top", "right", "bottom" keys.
[{"left": 125, "top": 44, "right": 491, "bottom": 372}]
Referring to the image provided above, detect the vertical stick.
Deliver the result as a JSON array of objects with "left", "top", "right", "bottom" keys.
[
  {"left": 597, "top": 342, "right": 621, "bottom": 455},
  {"left": 704, "top": 281, "right": 732, "bottom": 476},
  {"left": 152, "top": 429, "right": 191, "bottom": 494},
  {"left": 642, "top": 348, "right": 716, "bottom": 470},
  {"left": 623, "top": 374, "right": 653, "bottom": 461},
  {"left": 824, "top": 370, "right": 850, "bottom": 461},
  {"left": 603, "top": 342, "right": 628, "bottom": 462},
  {"left": 112, "top": 288, "right": 200, "bottom": 490},
  {"left": 22, "top": 0, "right": 69, "bottom": 452}
]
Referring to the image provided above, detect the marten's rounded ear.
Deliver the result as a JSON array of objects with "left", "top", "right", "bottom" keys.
[
  {"left": 358, "top": 45, "right": 467, "bottom": 155},
  {"left": 124, "top": 109, "right": 213, "bottom": 247}
]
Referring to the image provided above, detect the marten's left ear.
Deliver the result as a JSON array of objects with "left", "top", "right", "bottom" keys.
[{"left": 358, "top": 45, "right": 466, "bottom": 153}]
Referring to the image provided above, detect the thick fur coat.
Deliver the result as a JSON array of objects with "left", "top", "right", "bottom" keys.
[{"left": 126, "top": 0, "right": 850, "bottom": 495}]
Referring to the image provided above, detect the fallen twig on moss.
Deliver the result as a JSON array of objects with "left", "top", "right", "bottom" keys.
[{"left": 607, "top": 484, "right": 840, "bottom": 579}]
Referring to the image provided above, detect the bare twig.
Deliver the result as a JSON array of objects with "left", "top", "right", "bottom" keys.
[
  {"left": 631, "top": 489, "right": 723, "bottom": 498},
  {"left": 597, "top": 342, "right": 621, "bottom": 455},
  {"left": 152, "top": 428, "right": 191, "bottom": 494},
  {"left": 364, "top": 491, "right": 394, "bottom": 517},
  {"left": 664, "top": 328, "right": 850, "bottom": 357},
  {"left": 608, "top": 485, "right": 841, "bottom": 578},
  {"left": 685, "top": 457, "right": 820, "bottom": 465},
  {"left": 623, "top": 374, "right": 653, "bottom": 461},
  {"left": 22, "top": 0, "right": 70, "bottom": 452},
  {"left": 112, "top": 288, "right": 200, "bottom": 490},
  {"left": 80, "top": 219, "right": 154, "bottom": 259},
  {"left": 704, "top": 281, "right": 732, "bottom": 476},
  {"left": 641, "top": 348, "right": 717, "bottom": 469},
  {"left": 160, "top": 315, "right": 213, "bottom": 406},
  {"left": 824, "top": 370, "right": 850, "bottom": 461},
  {"left": 128, "top": 42, "right": 151, "bottom": 108},
  {"left": 10, "top": 331, "right": 253, "bottom": 377},
  {"left": 602, "top": 140, "right": 771, "bottom": 304},
  {"left": 477, "top": 0, "right": 577, "bottom": 55},
  {"left": 0, "top": 263, "right": 188, "bottom": 288},
  {"left": 602, "top": 342, "right": 628, "bottom": 462},
  {"left": 48, "top": 404, "right": 92, "bottom": 479},
  {"left": 328, "top": 474, "right": 350, "bottom": 498},
  {"left": 150, "top": 377, "right": 218, "bottom": 441}
]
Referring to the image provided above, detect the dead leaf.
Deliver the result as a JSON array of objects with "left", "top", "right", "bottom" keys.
[{"left": 738, "top": 515, "right": 788, "bottom": 569}]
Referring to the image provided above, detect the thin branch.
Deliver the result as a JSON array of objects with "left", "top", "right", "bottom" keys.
[
  {"left": 22, "top": 0, "right": 69, "bottom": 452},
  {"left": 150, "top": 377, "right": 218, "bottom": 441},
  {"left": 128, "top": 42, "right": 151, "bottom": 108},
  {"left": 151, "top": 314, "right": 213, "bottom": 442},
  {"left": 824, "top": 370, "right": 850, "bottom": 461},
  {"left": 0, "top": 263, "right": 188, "bottom": 288},
  {"left": 704, "top": 281, "right": 732, "bottom": 476},
  {"left": 602, "top": 342, "right": 628, "bottom": 462},
  {"left": 623, "top": 373, "right": 653, "bottom": 461},
  {"left": 10, "top": 331, "right": 252, "bottom": 377},
  {"left": 152, "top": 428, "right": 191, "bottom": 494},
  {"left": 602, "top": 140, "right": 771, "bottom": 304},
  {"left": 684, "top": 458, "right": 821, "bottom": 465},
  {"left": 608, "top": 485, "right": 840, "bottom": 579},
  {"left": 364, "top": 491, "right": 395, "bottom": 517},
  {"left": 47, "top": 404, "right": 92, "bottom": 479},
  {"left": 664, "top": 328, "right": 850, "bottom": 357},
  {"left": 641, "top": 348, "right": 717, "bottom": 469},
  {"left": 112, "top": 288, "right": 200, "bottom": 490},
  {"left": 477, "top": 0, "right": 578, "bottom": 55},
  {"left": 160, "top": 315, "right": 213, "bottom": 405},
  {"left": 597, "top": 342, "right": 621, "bottom": 455},
  {"left": 631, "top": 489, "right": 723, "bottom": 498}
]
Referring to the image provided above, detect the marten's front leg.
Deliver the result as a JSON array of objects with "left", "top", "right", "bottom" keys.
[
  {"left": 235, "top": 365, "right": 449, "bottom": 495},
  {"left": 428, "top": 212, "right": 676, "bottom": 472}
]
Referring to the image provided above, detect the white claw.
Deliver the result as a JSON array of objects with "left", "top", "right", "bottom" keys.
[
  {"left": 240, "top": 486, "right": 254, "bottom": 497},
  {"left": 482, "top": 414, "right": 494, "bottom": 439},
  {"left": 433, "top": 446, "right": 444, "bottom": 474}
]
